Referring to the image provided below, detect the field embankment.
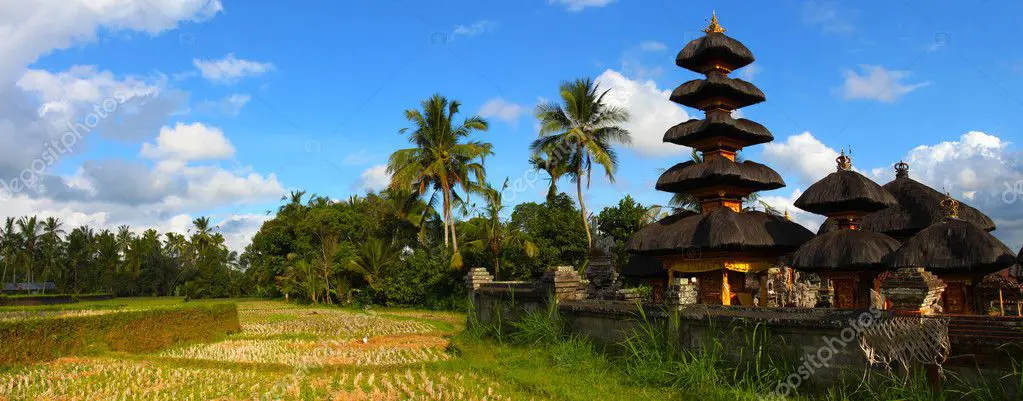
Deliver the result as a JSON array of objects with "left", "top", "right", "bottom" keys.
[{"left": 0, "top": 302, "right": 239, "bottom": 365}]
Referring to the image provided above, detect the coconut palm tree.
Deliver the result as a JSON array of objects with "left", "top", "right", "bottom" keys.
[
  {"left": 16, "top": 216, "right": 40, "bottom": 286},
  {"left": 463, "top": 180, "right": 537, "bottom": 279},
  {"left": 532, "top": 78, "right": 632, "bottom": 246},
  {"left": 529, "top": 152, "right": 574, "bottom": 203},
  {"left": 1, "top": 217, "right": 17, "bottom": 285},
  {"left": 39, "top": 217, "right": 64, "bottom": 292},
  {"left": 388, "top": 94, "right": 493, "bottom": 260},
  {"left": 345, "top": 238, "right": 399, "bottom": 292}
]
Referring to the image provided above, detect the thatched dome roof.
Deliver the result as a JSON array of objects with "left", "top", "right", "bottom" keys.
[
  {"left": 791, "top": 230, "right": 900, "bottom": 272},
  {"left": 656, "top": 158, "right": 784, "bottom": 194},
  {"left": 626, "top": 208, "right": 814, "bottom": 255},
  {"left": 861, "top": 174, "right": 995, "bottom": 236},
  {"left": 663, "top": 110, "right": 773, "bottom": 148},
  {"left": 794, "top": 170, "right": 897, "bottom": 216},
  {"left": 676, "top": 32, "right": 755, "bottom": 74},
  {"left": 817, "top": 218, "right": 839, "bottom": 235},
  {"left": 888, "top": 219, "right": 1017, "bottom": 275},
  {"left": 670, "top": 74, "right": 765, "bottom": 110}
]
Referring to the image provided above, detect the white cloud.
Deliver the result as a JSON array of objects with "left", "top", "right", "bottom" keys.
[
  {"left": 758, "top": 188, "right": 825, "bottom": 232},
  {"left": 198, "top": 93, "right": 250, "bottom": 116},
  {"left": 639, "top": 41, "right": 667, "bottom": 52},
  {"left": 839, "top": 65, "right": 929, "bottom": 103},
  {"left": 0, "top": 1, "right": 288, "bottom": 253},
  {"left": 802, "top": 1, "right": 856, "bottom": 35},
  {"left": 761, "top": 132, "right": 841, "bottom": 185},
  {"left": 140, "top": 122, "right": 235, "bottom": 161},
  {"left": 548, "top": 0, "right": 616, "bottom": 12},
  {"left": 478, "top": 98, "right": 526, "bottom": 124},
  {"left": 193, "top": 54, "right": 274, "bottom": 84},
  {"left": 356, "top": 164, "right": 390, "bottom": 193},
  {"left": 0, "top": 0, "right": 221, "bottom": 83},
  {"left": 737, "top": 63, "right": 762, "bottom": 82},
  {"left": 596, "top": 69, "right": 691, "bottom": 157},
  {"left": 875, "top": 131, "right": 1023, "bottom": 250},
  {"left": 453, "top": 20, "right": 497, "bottom": 38}
]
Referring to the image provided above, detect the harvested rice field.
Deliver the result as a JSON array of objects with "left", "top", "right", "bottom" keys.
[{"left": 0, "top": 299, "right": 668, "bottom": 400}]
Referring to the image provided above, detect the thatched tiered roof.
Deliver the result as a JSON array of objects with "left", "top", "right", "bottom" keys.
[
  {"left": 861, "top": 162, "right": 995, "bottom": 236},
  {"left": 663, "top": 110, "right": 773, "bottom": 148},
  {"left": 627, "top": 13, "right": 811, "bottom": 261},
  {"left": 676, "top": 32, "right": 754, "bottom": 73},
  {"left": 655, "top": 158, "right": 784, "bottom": 194},
  {"left": 793, "top": 160, "right": 896, "bottom": 216},
  {"left": 888, "top": 218, "right": 1017, "bottom": 275},
  {"left": 622, "top": 253, "right": 668, "bottom": 279},
  {"left": 670, "top": 74, "right": 765, "bottom": 110},
  {"left": 626, "top": 208, "right": 814, "bottom": 255},
  {"left": 791, "top": 230, "right": 901, "bottom": 272}
]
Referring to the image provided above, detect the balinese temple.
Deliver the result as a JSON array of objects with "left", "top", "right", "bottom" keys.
[
  {"left": 888, "top": 195, "right": 1019, "bottom": 314},
  {"left": 819, "top": 161, "right": 996, "bottom": 239},
  {"left": 626, "top": 13, "right": 814, "bottom": 306},
  {"left": 790, "top": 151, "right": 900, "bottom": 309}
]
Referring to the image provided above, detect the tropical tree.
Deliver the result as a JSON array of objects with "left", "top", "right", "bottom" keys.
[
  {"left": 16, "top": 216, "right": 40, "bottom": 285},
  {"left": 388, "top": 94, "right": 493, "bottom": 263},
  {"left": 345, "top": 238, "right": 399, "bottom": 292},
  {"left": 529, "top": 152, "right": 572, "bottom": 203},
  {"left": 39, "top": 217, "right": 64, "bottom": 292},
  {"left": 532, "top": 78, "right": 632, "bottom": 246},
  {"left": 463, "top": 180, "right": 537, "bottom": 278},
  {"left": 1, "top": 217, "right": 17, "bottom": 284}
]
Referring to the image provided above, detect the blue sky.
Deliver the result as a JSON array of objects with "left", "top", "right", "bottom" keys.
[{"left": 3, "top": 0, "right": 1022, "bottom": 251}]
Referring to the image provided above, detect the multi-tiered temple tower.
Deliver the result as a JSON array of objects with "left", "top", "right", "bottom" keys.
[{"left": 627, "top": 14, "right": 813, "bottom": 306}]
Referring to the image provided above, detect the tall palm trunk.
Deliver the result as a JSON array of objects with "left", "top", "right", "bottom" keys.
[
  {"left": 577, "top": 156, "right": 592, "bottom": 247},
  {"left": 450, "top": 204, "right": 460, "bottom": 254},
  {"left": 441, "top": 180, "right": 451, "bottom": 248}
]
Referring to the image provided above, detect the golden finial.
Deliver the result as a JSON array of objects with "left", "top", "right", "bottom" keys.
[
  {"left": 836, "top": 148, "right": 852, "bottom": 171},
  {"left": 894, "top": 160, "right": 910, "bottom": 179},
  {"left": 704, "top": 11, "right": 726, "bottom": 34},
  {"left": 940, "top": 192, "right": 960, "bottom": 219},
  {"left": 784, "top": 209, "right": 791, "bottom": 221}
]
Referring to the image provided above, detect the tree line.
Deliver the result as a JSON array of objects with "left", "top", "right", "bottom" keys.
[{"left": 0, "top": 216, "right": 238, "bottom": 298}]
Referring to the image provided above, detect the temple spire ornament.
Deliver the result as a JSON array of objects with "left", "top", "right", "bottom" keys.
[
  {"left": 837, "top": 149, "right": 852, "bottom": 171},
  {"left": 704, "top": 11, "right": 726, "bottom": 34},
  {"left": 894, "top": 160, "right": 910, "bottom": 179},
  {"left": 940, "top": 192, "right": 960, "bottom": 219}
]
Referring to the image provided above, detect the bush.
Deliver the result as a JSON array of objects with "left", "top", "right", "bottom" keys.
[{"left": 0, "top": 303, "right": 240, "bottom": 365}]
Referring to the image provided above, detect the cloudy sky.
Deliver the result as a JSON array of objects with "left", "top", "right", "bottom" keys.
[{"left": 3, "top": 0, "right": 1022, "bottom": 252}]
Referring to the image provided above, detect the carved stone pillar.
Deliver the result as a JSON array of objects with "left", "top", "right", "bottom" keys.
[
  {"left": 880, "top": 267, "right": 946, "bottom": 316},
  {"left": 465, "top": 267, "right": 494, "bottom": 292}
]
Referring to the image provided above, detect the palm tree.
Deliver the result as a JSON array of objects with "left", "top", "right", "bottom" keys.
[
  {"left": 16, "top": 216, "right": 40, "bottom": 286},
  {"left": 388, "top": 94, "right": 493, "bottom": 260},
  {"left": 191, "top": 217, "right": 214, "bottom": 254},
  {"left": 1, "top": 217, "right": 16, "bottom": 285},
  {"left": 345, "top": 238, "right": 399, "bottom": 292},
  {"left": 532, "top": 78, "right": 632, "bottom": 246},
  {"left": 39, "top": 217, "right": 64, "bottom": 292},
  {"left": 464, "top": 180, "right": 537, "bottom": 279},
  {"left": 529, "top": 152, "right": 573, "bottom": 203}
]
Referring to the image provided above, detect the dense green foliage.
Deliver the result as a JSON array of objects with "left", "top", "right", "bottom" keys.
[
  {"left": 0, "top": 302, "right": 238, "bottom": 365},
  {"left": 0, "top": 216, "right": 238, "bottom": 299},
  {"left": 597, "top": 195, "right": 650, "bottom": 268}
]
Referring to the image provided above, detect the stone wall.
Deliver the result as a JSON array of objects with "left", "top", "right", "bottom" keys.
[{"left": 468, "top": 266, "right": 1023, "bottom": 394}]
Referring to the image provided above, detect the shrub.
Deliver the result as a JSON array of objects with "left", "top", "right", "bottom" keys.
[{"left": 0, "top": 303, "right": 240, "bottom": 365}]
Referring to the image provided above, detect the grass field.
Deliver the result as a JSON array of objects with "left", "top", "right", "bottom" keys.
[{"left": 0, "top": 298, "right": 676, "bottom": 400}]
